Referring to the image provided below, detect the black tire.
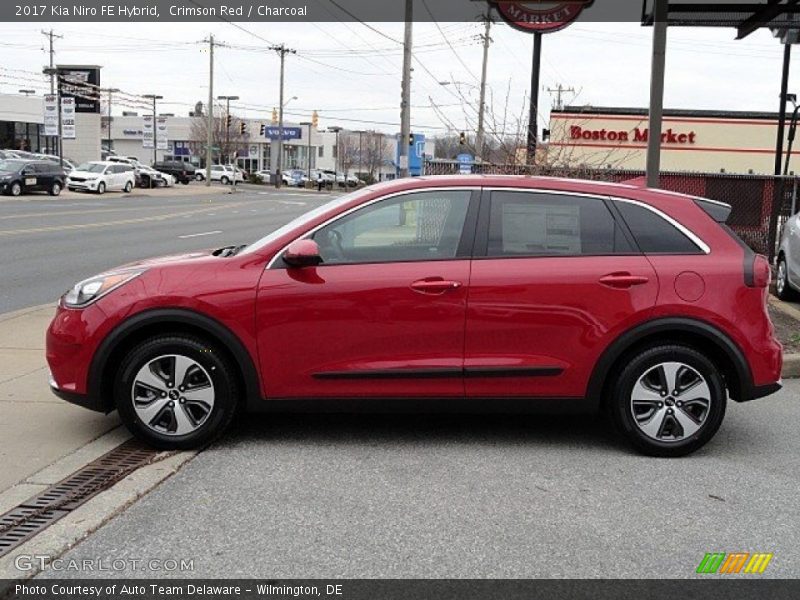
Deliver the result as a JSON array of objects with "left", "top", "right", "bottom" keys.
[
  {"left": 220, "top": 176, "right": 230, "bottom": 185},
  {"left": 124, "top": 181, "right": 133, "bottom": 193},
  {"left": 195, "top": 173, "right": 204, "bottom": 181},
  {"left": 181, "top": 179, "right": 189, "bottom": 185},
  {"left": 96, "top": 181, "right": 106, "bottom": 195},
  {"left": 115, "top": 335, "right": 240, "bottom": 450},
  {"left": 10, "top": 182, "right": 22, "bottom": 197},
  {"left": 49, "top": 181, "right": 62, "bottom": 196},
  {"left": 609, "top": 344, "right": 727, "bottom": 457},
  {"left": 776, "top": 255, "right": 799, "bottom": 301}
]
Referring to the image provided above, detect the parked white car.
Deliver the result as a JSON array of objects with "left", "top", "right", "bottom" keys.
[
  {"left": 209, "top": 165, "right": 244, "bottom": 184},
  {"left": 136, "top": 165, "right": 172, "bottom": 188},
  {"left": 777, "top": 211, "right": 800, "bottom": 301},
  {"left": 67, "top": 161, "right": 135, "bottom": 194}
]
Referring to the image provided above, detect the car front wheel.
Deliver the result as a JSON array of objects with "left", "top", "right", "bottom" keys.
[
  {"left": 220, "top": 176, "right": 230, "bottom": 185},
  {"left": 96, "top": 182, "right": 106, "bottom": 194},
  {"left": 195, "top": 173, "right": 204, "bottom": 181},
  {"left": 776, "top": 256, "right": 798, "bottom": 301},
  {"left": 609, "top": 345, "right": 726, "bottom": 457},
  {"left": 10, "top": 182, "right": 22, "bottom": 196},
  {"left": 49, "top": 181, "right": 62, "bottom": 196},
  {"left": 115, "top": 335, "right": 239, "bottom": 450},
  {"left": 124, "top": 181, "right": 133, "bottom": 193}
]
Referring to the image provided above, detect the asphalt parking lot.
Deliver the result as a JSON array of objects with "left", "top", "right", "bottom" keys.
[{"left": 40, "top": 381, "right": 799, "bottom": 579}]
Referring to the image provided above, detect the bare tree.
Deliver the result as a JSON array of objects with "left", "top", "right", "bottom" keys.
[
  {"left": 337, "top": 133, "right": 359, "bottom": 179},
  {"left": 360, "top": 131, "right": 392, "bottom": 183},
  {"left": 189, "top": 111, "right": 248, "bottom": 165}
]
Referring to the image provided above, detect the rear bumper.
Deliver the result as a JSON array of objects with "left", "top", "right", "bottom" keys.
[{"left": 741, "top": 380, "right": 783, "bottom": 402}]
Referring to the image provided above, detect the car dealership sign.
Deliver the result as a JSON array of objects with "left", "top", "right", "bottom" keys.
[{"left": 488, "top": 1, "right": 594, "bottom": 33}]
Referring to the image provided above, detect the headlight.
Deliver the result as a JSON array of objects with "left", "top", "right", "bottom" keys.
[
  {"left": 85, "top": 176, "right": 98, "bottom": 181},
  {"left": 62, "top": 269, "right": 145, "bottom": 308}
]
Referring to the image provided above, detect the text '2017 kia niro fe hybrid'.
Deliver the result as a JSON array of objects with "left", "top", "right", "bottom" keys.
[{"left": 46, "top": 176, "right": 783, "bottom": 457}]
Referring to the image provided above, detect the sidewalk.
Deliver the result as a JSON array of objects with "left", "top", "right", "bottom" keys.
[{"left": 0, "top": 304, "right": 122, "bottom": 493}]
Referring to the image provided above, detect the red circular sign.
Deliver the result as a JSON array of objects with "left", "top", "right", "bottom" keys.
[{"left": 489, "top": 1, "right": 594, "bottom": 33}]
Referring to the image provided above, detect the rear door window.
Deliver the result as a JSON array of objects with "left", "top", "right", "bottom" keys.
[{"left": 485, "top": 191, "right": 634, "bottom": 257}]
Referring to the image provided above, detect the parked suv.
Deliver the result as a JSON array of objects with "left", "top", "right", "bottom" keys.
[
  {"left": 0, "top": 159, "right": 66, "bottom": 196},
  {"left": 67, "top": 161, "right": 135, "bottom": 194},
  {"left": 46, "top": 176, "right": 782, "bottom": 456},
  {"left": 776, "top": 210, "right": 800, "bottom": 301},
  {"left": 153, "top": 160, "right": 193, "bottom": 185}
]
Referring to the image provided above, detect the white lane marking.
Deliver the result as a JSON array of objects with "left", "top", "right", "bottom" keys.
[
  {"left": 178, "top": 230, "right": 222, "bottom": 239},
  {"left": 278, "top": 200, "right": 307, "bottom": 206}
]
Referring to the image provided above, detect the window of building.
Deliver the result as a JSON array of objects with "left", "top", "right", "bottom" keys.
[{"left": 487, "top": 192, "right": 633, "bottom": 257}]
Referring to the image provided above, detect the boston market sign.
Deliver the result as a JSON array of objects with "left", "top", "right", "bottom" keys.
[{"left": 488, "top": 1, "right": 594, "bottom": 33}]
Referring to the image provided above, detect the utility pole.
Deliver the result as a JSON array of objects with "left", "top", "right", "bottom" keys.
[
  {"left": 300, "top": 121, "right": 313, "bottom": 182},
  {"left": 101, "top": 87, "right": 119, "bottom": 155},
  {"left": 270, "top": 43, "right": 296, "bottom": 188},
  {"left": 476, "top": 13, "right": 492, "bottom": 161},
  {"left": 645, "top": 0, "right": 668, "bottom": 188},
  {"left": 399, "top": 0, "right": 413, "bottom": 178},
  {"left": 204, "top": 35, "right": 216, "bottom": 186},
  {"left": 42, "top": 29, "right": 62, "bottom": 155},
  {"left": 546, "top": 84, "right": 576, "bottom": 111},
  {"left": 143, "top": 94, "right": 163, "bottom": 166}
]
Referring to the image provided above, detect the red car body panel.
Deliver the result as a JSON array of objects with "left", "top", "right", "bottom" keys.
[{"left": 45, "top": 175, "right": 783, "bottom": 412}]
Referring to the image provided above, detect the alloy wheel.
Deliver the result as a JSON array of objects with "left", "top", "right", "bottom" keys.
[
  {"left": 131, "top": 354, "right": 215, "bottom": 436},
  {"left": 630, "top": 361, "right": 711, "bottom": 442}
]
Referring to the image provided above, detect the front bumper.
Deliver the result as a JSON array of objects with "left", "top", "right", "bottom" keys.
[
  {"left": 48, "top": 371, "right": 104, "bottom": 411},
  {"left": 67, "top": 179, "right": 99, "bottom": 191}
]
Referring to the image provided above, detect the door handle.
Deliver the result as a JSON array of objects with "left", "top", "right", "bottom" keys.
[
  {"left": 599, "top": 272, "right": 650, "bottom": 289},
  {"left": 410, "top": 278, "right": 462, "bottom": 295}
]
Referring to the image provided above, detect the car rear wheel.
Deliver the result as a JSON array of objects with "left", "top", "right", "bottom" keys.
[
  {"left": 115, "top": 335, "right": 239, "bottom": 450},
  {"left": 609, "top": 345, "right": 726, "bottom": 457},
  {"left": 124, "top": 181, "right": 133, "bottom": 193},
  {"left": 49, "top": 182, "right": 62, "bottom": 196},
  {"left": 10, "top": 182, "right": 21, "bottom": 196},
  {"left": 776, "top": 256, "right": 799, "bottom": 301},
  {"left": 96, "top": 182, "right": 106, "bottom": 195}
]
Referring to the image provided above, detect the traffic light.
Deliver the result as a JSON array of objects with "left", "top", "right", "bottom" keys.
[
  {"left": 226, "top": 114, "right": 232, "bottom": 129},
  {"left": 459, "top": 132, "right": 466, "bottom": 145},
  {"left": 271, "top": 108, "right": 278, "bottom": 124},
  {"left": 240, "top": 122, "right": 247, "bottom": 135},
  {"left": 311, "top": 110, "right": 319, "bottom": 129},
  {"left": 408, "top": 133, "right": 414, "bottom": 146},
  {"left": 259, "top": 124, "right": 266, "bottom": 136}
]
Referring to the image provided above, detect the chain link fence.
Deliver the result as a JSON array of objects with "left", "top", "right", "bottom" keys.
[{"left": 423, "top": 160, "right": 799, "bottom": 259}]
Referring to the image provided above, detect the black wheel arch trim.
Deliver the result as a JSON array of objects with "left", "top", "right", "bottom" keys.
[
  {"left": 87, "top": 308, "right": 261, "bottom": 413},
  {"left": 587, "top": 316, "right": 759, "bottom": 404}
]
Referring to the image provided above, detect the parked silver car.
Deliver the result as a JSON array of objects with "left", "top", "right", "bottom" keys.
[{"left": 776, "top": 211, "right": 800, "bottom": 301}]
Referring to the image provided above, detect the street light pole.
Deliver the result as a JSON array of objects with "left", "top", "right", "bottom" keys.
[
  {"left": 101, "top": 87, "right": 119, "bottom": 155},
  {"left": 218, "top": 95, "right": 239, "bottom": 165},
  {"left": 399, "top": 0, "right": 413, "bottom": 178},
  {"left": 143, "top": 94, "right": 163, "bottom": 166},
  {"left": 300, "top": 121, "right": 312, "bottom": 183}
]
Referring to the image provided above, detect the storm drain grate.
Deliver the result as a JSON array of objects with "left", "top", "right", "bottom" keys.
[{"left": 0, "top": 439, "right": 161, "bottom": 558}]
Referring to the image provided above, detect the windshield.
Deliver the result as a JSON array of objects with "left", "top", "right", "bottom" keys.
[
  {"left": 0, "top": 159, "right": 25, "bottom": 172},
  {"left": 76, "top": 163, "right": 107, "bottom": 173},
  {"left": 240, "top": 189, "right": 371, "bottom": 255}
]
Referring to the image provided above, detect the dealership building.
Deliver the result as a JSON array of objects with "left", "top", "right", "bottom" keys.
[
  {"left": 0, "top": 90, "right": 399, "bottom": 179},
  {"left": 548, "top": 105, "right": 791, "bottom": 175}
]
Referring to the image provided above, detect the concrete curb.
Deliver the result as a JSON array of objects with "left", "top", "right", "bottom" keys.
[
  {"left": 0, "top": 446, "right": 197, "bottom": 580},
  {"left": 0, "top": 303, "right": 54, "bottom": 324}
]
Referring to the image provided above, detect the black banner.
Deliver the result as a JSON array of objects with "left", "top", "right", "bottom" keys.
[{"left": 3, "top": 580, "right": 800, "bottom": 600}]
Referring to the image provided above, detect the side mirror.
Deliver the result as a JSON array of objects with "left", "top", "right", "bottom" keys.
[{"left": 283, "top": 239, "right": 322, "bottom": 268}]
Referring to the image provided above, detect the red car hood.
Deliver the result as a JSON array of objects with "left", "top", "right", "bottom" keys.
[{"left": 110, "top": 249, "right": 215, "bottom": 271}]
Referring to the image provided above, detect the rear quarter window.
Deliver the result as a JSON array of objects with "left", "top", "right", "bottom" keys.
[{"left": 614, "top": 201, "right": 703, "bottom": 254}]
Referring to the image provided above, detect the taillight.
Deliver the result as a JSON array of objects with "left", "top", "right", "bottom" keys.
[{"left": 750, "top": 255, "right": 771, "bottom": 288}]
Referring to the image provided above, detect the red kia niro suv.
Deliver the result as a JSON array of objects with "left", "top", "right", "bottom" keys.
[{"left": 46, "top": 176, "right": 783, "bottom": 456}]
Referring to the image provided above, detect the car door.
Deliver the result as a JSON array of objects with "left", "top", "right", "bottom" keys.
[
  {"left": 787, "top": 213, "right": 800, "bottom": 287},
  {"left": 20, "top": 163, "right": 37, "bottom": 192},
  {"left": 464, "top": 189, "right": 659, "bottom": 400},
  {"left": 256, "top": 188, "right": 479, "bottom": 400}
]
